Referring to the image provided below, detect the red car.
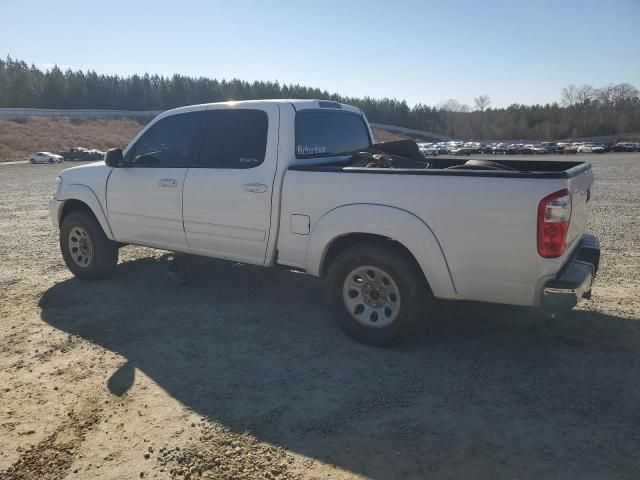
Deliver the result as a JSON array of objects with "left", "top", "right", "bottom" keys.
[{"left": 507, "top": 144, "right": 524, "bottom": 154}]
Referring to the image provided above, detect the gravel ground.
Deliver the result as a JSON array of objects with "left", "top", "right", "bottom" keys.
[{"left": 0, "top": 153, "right": 639, "bottom": 480}]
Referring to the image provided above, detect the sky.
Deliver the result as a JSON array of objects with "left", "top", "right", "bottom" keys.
[{"left": 1, "top": 0, "right": 639, "bottom": 108}]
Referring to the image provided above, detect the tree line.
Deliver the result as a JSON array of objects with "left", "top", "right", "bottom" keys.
[{"left": 1, "top": 56, "right": 639, "bottom": 140}]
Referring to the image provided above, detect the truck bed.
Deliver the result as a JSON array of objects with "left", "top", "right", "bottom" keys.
[
  {"left": 290, "top": 157, "right": 591, "bottom": 179},
  {"left": 279, "top": 154, "right": 594, "bottom": 307}
]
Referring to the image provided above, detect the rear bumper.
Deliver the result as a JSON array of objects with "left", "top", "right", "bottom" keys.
[{"left": 541, "top": 234, "right": 600, "bottom": 310}]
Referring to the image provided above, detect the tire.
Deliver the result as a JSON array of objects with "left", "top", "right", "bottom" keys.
[
  {"left": 325, "top": 242, "right": 433, "bottom": 347},
  {"left": 60, "top": 211, "right": 118, "bottom": 280}
]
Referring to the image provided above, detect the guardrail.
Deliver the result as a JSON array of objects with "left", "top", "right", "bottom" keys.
[
  {"left": 369, "top": 123, "right": 449, "bottom": 141},
  {"left": 0, "top": 108, "right": 162, "bottom": 120}
]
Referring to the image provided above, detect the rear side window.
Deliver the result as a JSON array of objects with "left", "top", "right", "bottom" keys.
[
  {"left": 198, "top": 109, "right": 268, "bottom": 168},
  {"left": 295, "top": 111, "right": 370, "bottom": 158},
  {"left": 128, "top": 111, "right": 202, "bottom": 167}
]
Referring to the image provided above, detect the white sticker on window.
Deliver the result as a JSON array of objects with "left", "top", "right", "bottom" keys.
[{"left": 297, "top": 145, "right": 327, "bottom": 156}]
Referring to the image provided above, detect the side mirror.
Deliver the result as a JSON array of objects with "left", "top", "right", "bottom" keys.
[{"left": 105, "top": 148, "right": 123, "bottom": 168}]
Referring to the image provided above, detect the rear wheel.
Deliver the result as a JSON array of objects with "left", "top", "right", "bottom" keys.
[
  {"left": 326, "top": 242, "right": 432, "bottom": 347},
  {"left": 60, "top": 211, "right": 118, "bottom": 279}
]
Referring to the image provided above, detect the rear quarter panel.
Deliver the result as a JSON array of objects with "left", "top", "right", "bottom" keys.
[{"left": 278, "top": 169, "right": 576, "bottom": 306}]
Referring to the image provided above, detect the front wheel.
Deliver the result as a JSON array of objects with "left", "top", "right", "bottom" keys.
[
  {"left": 60, "top": 211, "right": 119, "bottom": 279},
  {"left": 326, "top": 242, "right": 433, "bottom": 347}
]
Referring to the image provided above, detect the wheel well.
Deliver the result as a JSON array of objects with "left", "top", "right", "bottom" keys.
[
  {"left": 320, "top": 233, "right": 426, "bottom": 282},
  {"left": 59, "top": 199, "right": 94, "bottom": 224}
]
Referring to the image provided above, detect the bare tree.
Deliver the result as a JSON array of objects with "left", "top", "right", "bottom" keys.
[
  {"left": 611, "top": 83, "right": 639, "bottom": 107},
  {"left": 575, "top": 85, "right": 595, "bottom": 108},
  {"left": 561, "top": 84, "right": 577, "bottom": 107},
  {"left": 436, "top": 99, "right": 471, "bottom": 137},
  {"left": 438, "top": 98, "right": 470, "bottom": 112},
  {"left": 474, "top": 95, "right": 491, "bottom": 112},
  {"left": 474, "top": 95, "right": 491, "bottom": 139},
  {"left": 595, "top": 84, "right": 615, "bottom": 106}
]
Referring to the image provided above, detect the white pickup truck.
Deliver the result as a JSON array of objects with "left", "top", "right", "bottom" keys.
[{"left": 49, "top": 100, "right": 600, "bottom": 346}]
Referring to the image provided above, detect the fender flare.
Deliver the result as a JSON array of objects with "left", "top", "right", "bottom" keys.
[
  {"left": 305, "top": 203, "right": 457, "bottom": 299},
  {"left": 55, "top": 184, "right": 115, "bottom": 240}
]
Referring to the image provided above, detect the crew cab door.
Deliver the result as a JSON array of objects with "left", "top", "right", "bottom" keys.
[
  {"left": 182, "top": 104, "right": 279, "bottom": 265},
  {"left": 106, "top": 111, "right": 203, "bottom": 251}
]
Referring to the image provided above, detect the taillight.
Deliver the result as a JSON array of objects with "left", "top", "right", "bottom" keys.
[{"left": 537, "top": 188, "right": 571, "bottom": 258}]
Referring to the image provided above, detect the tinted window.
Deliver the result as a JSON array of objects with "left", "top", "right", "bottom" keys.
[
  {"left": 295, "top": 111, "right": 370, "bottom": 158},
  {"left": 198, "top": 109, "right": 268, "bottom": 168},
  {"left": 128, "top": 111, "right": 202, "bottom": 167}
]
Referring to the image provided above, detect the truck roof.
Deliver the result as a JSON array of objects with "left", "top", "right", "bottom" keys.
[{"left": 160, "top": 99, "right": 362, "bottom": 119}]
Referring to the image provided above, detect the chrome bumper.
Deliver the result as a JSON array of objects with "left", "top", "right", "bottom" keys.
[{"left": 541, "top": 234, "right": 600, "bottom": 310}]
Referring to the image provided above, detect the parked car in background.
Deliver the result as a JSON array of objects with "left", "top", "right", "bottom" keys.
[
  {"left": 29, "top": 152, "right": 64, "bottom": 164},
  {"left": 532, "top": 145, "right": 550, "bottom": 154},
  {"left": 577, "top": 144, "right": 605, "bottom": 154},
  {"left": 449, "top": 146, "right": 474, "bottom": 156},
  {"left": 481, "top": 144, "right": 495, "bottom": 154},
  {"left": 563, "top": 145, "right": 578, "bottom": 154},
  {"left": 435, "top": 143, "right": 449, "bottom": 154},
  {"left": 507, "top": 144, "right": 524, "bottom": 154},
  {"left": 521, "top": 144, "right": 536, "bottom": 154},
  {"left": 88, "top": 149, "right": 106, "bottom": 160},
  {"left": 592, "top": 145, "right": 606, "bottom": 153},
  {"left": 59, "top": 147, "right": 106, "bottom": 161},
  {"left": 611, "top": 143, "right": 636, "bottom": 152},
  {"left": 464, "top": 142, "right": 481, "bottom": 154},
  {"left": 422, "top": 145, "right": 439, "bottom": 156},
  {"left": 540, "top": 142, "right": 559, "bottom": 154},
  {"left": 59, "top": 147, "right": 90, "bottom": 161},
  {"left": 492, "top": 143, "right": 508, "bottom": 154}
]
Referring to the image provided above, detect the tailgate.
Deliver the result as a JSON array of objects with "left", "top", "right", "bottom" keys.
[{"left": 566, "top": 164, "right": 594, "bottom": 250}]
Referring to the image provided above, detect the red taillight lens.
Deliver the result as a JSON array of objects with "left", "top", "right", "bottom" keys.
[{"left": 537, "top": 189, "right": 571, "bottom": 258}]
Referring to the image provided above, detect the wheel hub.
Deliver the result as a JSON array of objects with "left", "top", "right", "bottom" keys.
[{"left": 362, "top": 282, "right": 385, "bottom": 308}]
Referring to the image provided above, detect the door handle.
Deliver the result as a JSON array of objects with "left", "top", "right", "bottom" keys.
[
  {"left": 243, "top": 183, "right": 268, "bottom": 193},
  {"left": 158, "top": 179, "right": 178, "bottom": 188}
]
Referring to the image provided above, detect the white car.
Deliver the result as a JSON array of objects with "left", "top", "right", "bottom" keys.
[
  {"left": 419, "top": 144, "right": 439, "bottom": 156},
  {"left": 49, "top": 99, "right": 600, "bottom": 346},
  {"left": 577, "top": 144, "right": 605, "bottom": 154},
  {"left": 30, "top": 152, "right": 64, "bottom": 164}
]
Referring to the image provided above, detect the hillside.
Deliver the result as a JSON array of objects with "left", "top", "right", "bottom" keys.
[
  {"left": 0, "top": 117, "right": 407, "bottom": 162},
  {"left": 0, "top": 118, "right": 145, "bottom": 162}
]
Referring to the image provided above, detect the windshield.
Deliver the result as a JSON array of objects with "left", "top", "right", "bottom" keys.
[{"left": 295, "top": 110, "right": 370, "bottom": 158}]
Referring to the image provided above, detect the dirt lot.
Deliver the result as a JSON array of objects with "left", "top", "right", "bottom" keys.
[{"left": 1, "top": 153, "right": 639, "bottom": 480}]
